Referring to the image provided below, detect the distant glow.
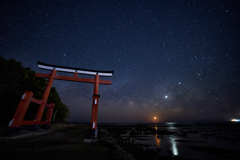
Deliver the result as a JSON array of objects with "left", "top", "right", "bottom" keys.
[
  {"left": 167, "top": 122, "right": 177, "bottom": 130},
  {"left": 164, "top": 95, "right": 168, "bottom": 99},
  {"left": 170, "top": 136, "right": 178, "bottom": 156},
  {"left": 153, "top": 116, "right": 157, "bottom": 120},
  {"left": 166, "top": 122, "right": 176, "bottom": 125},
  {"left": 231, "top": 118, "right": 240, "bottom": 122}
]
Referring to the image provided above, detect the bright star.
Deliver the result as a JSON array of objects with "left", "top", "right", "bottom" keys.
[{"left": 164, "top": 95, "right": 168, "bottom": 99}]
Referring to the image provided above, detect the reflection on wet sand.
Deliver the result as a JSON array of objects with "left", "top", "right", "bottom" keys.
[
  {"left": 167, "top": 122, "right": 179, "bottom": 156},
  {"left": 112, "top": 122, "right": 240, "bottom": 160},
  {"left": 154, "top": 125, "right": 161, "bottom": 147},
  {"left": 170, "top": 136, "right": 178, "bottom": 156}
]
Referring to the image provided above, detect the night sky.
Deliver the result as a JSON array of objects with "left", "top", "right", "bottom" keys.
[{"left": 1, "top": 0, "right": 240, "bottom": 123}]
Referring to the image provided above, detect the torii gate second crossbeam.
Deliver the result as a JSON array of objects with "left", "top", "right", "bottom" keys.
[{"left": 9, "top": 62, "right": 113, "bottom": 138}]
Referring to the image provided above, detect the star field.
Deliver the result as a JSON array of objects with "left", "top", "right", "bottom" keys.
[{"left": 0, "top": 0, "right": 240, "bottom": 122}]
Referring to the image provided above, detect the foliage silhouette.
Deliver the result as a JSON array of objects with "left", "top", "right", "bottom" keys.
[{"left": 0, "top": 56, "right": 69, "bottom": 126}]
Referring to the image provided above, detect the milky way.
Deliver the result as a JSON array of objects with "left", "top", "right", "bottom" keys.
[{"left": 1, "top": 0, "right": 240, "bottom": 122}]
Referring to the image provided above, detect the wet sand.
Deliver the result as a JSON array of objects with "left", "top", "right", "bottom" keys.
[
  {"left": 101, "top": 122, "right": 240, "bottom": 160},
  {"left": 1, "top": 122, "right": 240, "bottom": 160},
  {"left": 0, "top": 124, "right": 128, "bottom": 160}
]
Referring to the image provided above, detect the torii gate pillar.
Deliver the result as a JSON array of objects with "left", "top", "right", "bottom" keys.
[
  {"left": 91, "top": 74, "right": 100, "bottom": 138},
  {"left": 35, "top": 69, "right": 56, "bottom": 122}
]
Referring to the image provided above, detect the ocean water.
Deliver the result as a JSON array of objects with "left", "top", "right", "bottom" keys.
[{"left": 104, "top": 122, "right": 240, "bottom": 160}]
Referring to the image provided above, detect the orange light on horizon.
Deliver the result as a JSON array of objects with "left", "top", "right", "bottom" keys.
[{"left": 153, "top": 116, "right": 157, "bottom": 121}]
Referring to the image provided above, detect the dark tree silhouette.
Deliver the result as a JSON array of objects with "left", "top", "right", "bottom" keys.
[{"left": 0, "top": 56, "right": 69, "bottom": 126}]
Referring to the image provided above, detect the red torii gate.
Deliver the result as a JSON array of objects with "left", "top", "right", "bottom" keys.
[{"left": 9, "top": 62, "right": 113, "bottom": 137}]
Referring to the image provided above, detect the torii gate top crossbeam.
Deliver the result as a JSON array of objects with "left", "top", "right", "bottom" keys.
[
  {"left": 38, "top": 61, "right": 113, "bottom": 77},
  {"left": 36, "top": 62, "right": 113, "bottom": 85}
]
